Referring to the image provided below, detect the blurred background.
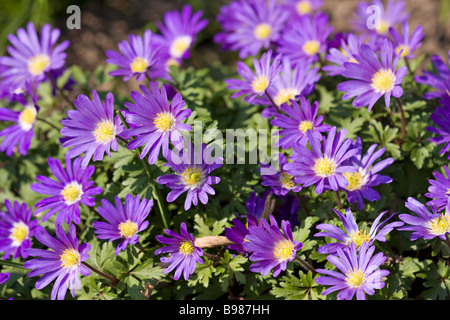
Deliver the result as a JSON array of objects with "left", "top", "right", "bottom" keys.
[{"left": 0, "top": 0, "right": 449, "bottom": 73}]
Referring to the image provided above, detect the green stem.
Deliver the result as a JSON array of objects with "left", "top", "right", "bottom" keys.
[
  {"left": 295, "top": 256, "right": 316, "bottom": 276},
  {"left": 395, "top": 97, "right": 406, "bottom": 145},
  {"left": 116, "top": 110, "right": 169, "bottom": 229},
  {"left": 0, "top": 260, "right": 26, "bottom": 269},
  {"left": 82, "top": 262, "right": 119, "bottom": 287},
  {"left": 335, "top": 191, "right": 342, "bottom": 210},
  {"left": 37, "top": 116, "right": 61, "bottom": 132}
]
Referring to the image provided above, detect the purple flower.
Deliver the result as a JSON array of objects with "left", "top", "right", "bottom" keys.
[
  {"left": 425, "top": 165, "right": 450, "bottom": 212},
  {"left": 122, "top": 81, "right": 192, "bottom": 165},
  {"left": 245, "top": 191, "right": 268, "bottom": 219},
  {"left": 270, "top": 96, "right": 330, "bottom": 149},
  {"left": 260, "top": 153, "right": 302, "bottom": 196},
  {"left": 225, "top": 50, "right": 282, "bottom": 104},
  {"left": 155, "top": 222, "right": 203, "bottom": 281},
  {"left": 277, "top": 12, "right": 333, "bottom": 66},
  {"left": 214, "top": 0, "right": 289, "bottom": 59},
  {"left": 0, "top": 103, "right": 38, "bottom": 156},
  {"left": 415, "top": 50, "right": 450, "bottom": 101},
  {"left": 154, "top": 4, "right": 208, "bottom": 61},
  {"left": 427, "top": 105, "right": 450, "bottom": 159},
  {"left": 93, "top": 194, "right": 153, "bottom": 255},
  {"left": 389, "top": 21, "right": 424, "bottom": 60},
  {"left": 315, "top": 242, "right": 389, "bottom": 300},
  {"left": 315, "top": 208, "right": 403, "bottom": 255},
  {"left": 0, "top": 22, "right": 69, "bottom": 95},
  {"left": 323, "top": 33, "right": 364, "bottom": 77},
  {"left": 23, "top": 224, "right": 91, "bottom": 300},
  {"left": 156, "top": 142, "right": 223, "bottom": 210},
  {"left": 60, "top": 90, "right": 125, "bottom": 169},
  {"left": 31, "top": 157, "right": 102, "bottom": 225},
  {"left": 399, "top": 197, "right": 450, "bottom": 241},
  {"left": 0, "top": 273, "right": 10, "bottom": 284},
  {"left": 284, "top": 126, "right": 358, "bottom": 195},
  {"left": 341, "top": 137, "right": 394, "bottom": 211},
  {"left": 0, "top": 200, "right": 38, "bottom": 260},
  {"left": 243, "top": 215, "right": 302, "bottom": 277},
  {"left": 282, "top": 0, "right": 323, "bottom": 19},
  {"left": 225, "top": 214, "right": 259, "bottom": 255},
  {"left": 105, "top": 29, "right": 161, "bottom": 82},
  {"left": 337, "top": 39, "right": 407, "bottom": 111}
]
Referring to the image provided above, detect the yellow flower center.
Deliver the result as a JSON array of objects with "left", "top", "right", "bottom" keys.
[
  {"left": 254, "top": 23, "right": 272, "bottom": 40},
  {"left": 302, "top": 40, "right": 320, "bottom": 56},
  {"left": 343, "top": 172, "right": 365, "bottom": 191},
  {"left": 179, "top": 240, "right": 194, "bottom": 255},
  {"left": 18, "top": 106, "right": 37, "bottom": 131},
  {"left": 371, "top": 69, "right": 396, "bottom": 94},
  {"left": 345, "top": 268, "right": 366, "bottom": 288},
  {"left": 251, "top": 75, "right": 269, "bottom": 94},
  {"left": 170, "top": 35, "right": 192, "bottom": 58},
  {"left": 153, "top": 113, "right": 175, "bottom": 133},
  {"left": 296, "top": 0, "right": 312, "bottom": 15},
  {"left": 182, "top": 166, "right": 203, "bottom": 186},
  {"left": 280, "top": 172, "right": 295, "bottom": 189},
  {"left": 28, "top": 54, "right": 50, "bottom": 76},
  {"left": 60, "top": 248, "right": 80, "bottom": 269},
  {"left": 118, "top": 220, "right": 139, "bottom": 238},
  {"left": 347, "top": 230, "right": 371, "bottom": 248},
  {"left": 61, "top": 182, "right": 83, "bottom": 205},
  {"left": 430, "top": 215, "right": 450, "bottom": 236},
  {"left": 94, "top": 120, "right": 116, "bottom": 144},
  {"left": 130, "top": 57, "right": 149, "bottom": 73},
  {"left": 9, "top": 222, "right": 29, "bottom": 246},
  {"left": 395, "top": 44, "right": 410, "bottom": 58},
  {"left": 377, "top": 20, "right": 390, "bottom": 35},
  {"left": 313, "top": 158, "right": 336, "bottom": 177},
  {"left": 298, "top": 120, "right": 314, "bottom": 134},
  {"left": 446, "top": 188, "right": 450, "bottom": 196},
  {"left": 274, "top": 88, "right": 297, "bottom": 106},
  {"left": 274, "top": 241, "right": 295, "bottom": 261}
]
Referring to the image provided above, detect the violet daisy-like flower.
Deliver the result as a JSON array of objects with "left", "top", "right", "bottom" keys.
[
  {"left": 225, "top": 50, "right": 282, "bottom": 104},
  {"left": 30, "top": 157, "right": 102, "bottom": 225},
  {"left": 60, "top": 90, "right": 125, "bottom": 169},
  {"left": 323, "top": 33, "right": 364, "bottom": 77},
  {"left": 315, "top": 208, "right": 403, "bottom": 255},
  {"left": 122, "top": 81, "right": 192, "bottom": 164},
  {"left": 399, "top": 197, "right": 450, "bottom": 241},
  {"left": 154, "top": 4, "right": 208, "bottom": 61},
  {"left": 105, "top": 29, "right": 161, "bottom": 82},
  {"left": 0, "top": 22, "right": 69, "bottom": 94},
  {"left": 262, "top": 57, "right": 321, "bottom": 118},
  {"left": 427, "top": 105, "right": 450, "bottom": 160},
  {"left": 0, "top": 199, "right": 38, "bottom": 260},
  {"left": 337, "top": 39, "right": 407, "bottom": 111},
  {"left": 0, "top": 273, "right": 9, "bottom": 284},
  {"left": 270, "top": 96, "right": 330, "bottom": 149},
  {"left": 23, "top": 224, "right": 91, "bottom": 300},
  {"left": 155, "top": 222, "right": 203, "bottom": 281},
  {"left": 260, "top": 153, "right": 302, "bottom": 196},
  {"left": 214, "top": 0, "right": 289, "bottom": 59},
  {"left": 282, "top": 0, "right": 323, "bottom": 18},
  {"left": 341, "top": 137, "right": 394, "bottom": 211},
  {"left": 0, "top": 103, "right": 38, "bottom": 157},
  {"left": 277, "top": 12, "right": 333, "bottom": 66},
  {"left": 284, "top": 126, "right": 358, "bottom": 195},
  {"left": 156, "top": 142, "right": 223, "bottom": 210},
  {"left": 315, "top": 242, "right": 389, "bottom": 300},
  {"left": 93, "top": 194, "right": 153, "bottom": 255},
  {"left": 425, "top": 165, "right": 450, "bottom": 212},
  {"left": 243, "top": 215, "right": 302, "bottom": 277},
  {"left": 389, "top": 21, "right": 424, "bottom": 60},
  {"left": 415, "top": 50, "right": 450, "bottom": 101}
]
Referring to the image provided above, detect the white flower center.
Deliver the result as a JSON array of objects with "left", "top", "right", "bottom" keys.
[{"left": 170, "top": 35, "right": 192, "bottom": 59}]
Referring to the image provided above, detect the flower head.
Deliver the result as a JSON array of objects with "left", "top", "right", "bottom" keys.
[
  {"left": 389, "top": 21, "right": 424, "bottom": 60},
  {"left": 23, "top": 224, "right": 91, "bottom": 300},
  {"left": 282, "top": 0, "right": 323, "bottom": 19},
  {"left": 315, "top": 242, "right": 389, "bottom": 300},
  {"left": 284, "top": 126, "right": 358, "bottom": 194},
  {"left": 60, "top": 90, "right": 124, "bottom": 169},
  {"left": 106, "top": 30, "right": 161, "bottom": 81},
  {"left": 425, "top": 165, "right": 450, "bottom": 212},
  {"left": 122, "top": 81, "right": 192, "bottom": 164},
  {"left": 155, "top": 222, "right": 203, "bottom": 281},
  {"left": 399, "top": 197, "right": 450, "bottom": 241},
  {"left": 31, "top": 157, "right": 102, "bottom": 225},
  {"left": 260, "top": 153, "right": 302, "bottom": 196},
  {"left": 337, "top": 39, "right": 407, "bottom": 110},
  {"left": 0, "top": 200, "right": 38, "bottom": 260},
  {"left": 243, "top": 215, "right": 302, "bottom": 277},
  {"left": 156, "top": 142, "right": 223, "bottom": 210},
  {"left": 415, "top": 50, "right": 450, "bottom": 101},
  {"left": 93, "top": 194, "right": 153, "bottom": 255},
  {"left": 323, "top": 33, "right": 364, "bottom": 77},
  {"left": 214, "top": 0, "right": 289, "bottom": 59},
  {"left": 427, "top": 105, "right": 450, "bottom": 159},
  {"left": 315, "top": 208, "right": 403, "bottom": 254}
]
